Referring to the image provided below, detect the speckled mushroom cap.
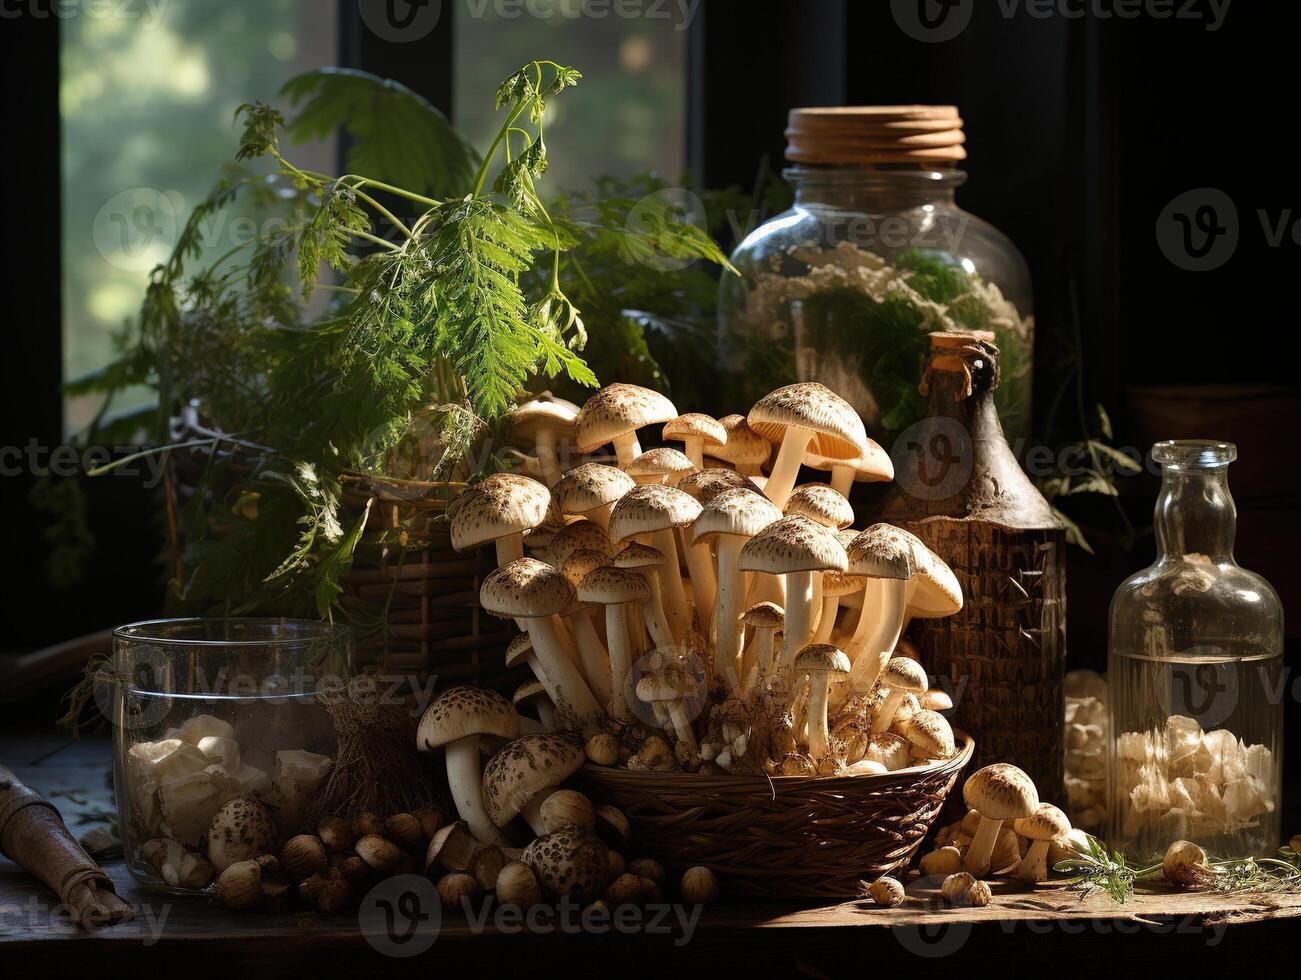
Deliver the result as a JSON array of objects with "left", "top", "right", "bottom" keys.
[
  {"left": 804, "top": 439, "right": 894, "bottom": 483},
  {"left": 663, "top": 413, "right": 726, "bottom": 451},
  {"left": 508, "top": 397, "right": 577, "bottom": 442},
  {"left": 845, "top": 523, "right": 927, "bottom": 580},
  {"left": 742, "top": 601, "right": 785, "bottom": 630},
  {"left": 708, "top": 415, "right": 772, "bottom": 470},
  {"left": 608, "top": 542, "right": 664, "bottom": 570},
  {"left": 560, "top": 549, "right": 609, "bottom": 589},
  {"left": 822, "top": 530, "right": 866, "bottom": 596},
  {"left": 747, "top": 382, "right": 868, "bottom": 461},
  {"left": 206, "top": 798, "right": 277, "bottom": 871},
  {"left": 505, "top": 632, "right": 534, "bottom": 668},
  {"left": 553, "top": 463, "right": 635, "bottom": 517},
  {"left": 451, "top": 474, "right": 552, "bottom": 551},
  {"left": 544, "top": 520, "right": 614, "bottom": 568},
  {"left": 1012, "top": 802, "right": 1071, "bottom": 841},
  {"left": 737, "top": 515, "right": 849, "bottom": 575},
  {"left": 574, "top": 383, "right": 678, "bottom": 454},
  {"left": 626, "top": 447, "right": 696, "bottom": 483},
  {"left": 608, "top": 484, "right": 702, "bottom": 542},
  {"left": 907, "top": 553, "right": 964, "bottom": 619},
  {"left": 963, "top": 763, "right": 1039, "bottom": 821},
  {"left": 482, "top": 733, "right": 586, "bottom": 826},
  {"left": 691, "top": 487, "right": 782, "bottom": 545},
  {"left": 635, "top": 668, "right": 694, "bottom": 702},
  {"left": 793, "top": 643, "right": 851, "bottom": 675},
  {"left": 417, "top": 686, "right": 520, "bottom": 749},
  {"left": 576, "top": 565, "right": 650, "bottom": 606},
  {"left": 784, "top": 484, "right": 854, "bottom": 529},
  {"left": 905, "top": 708, "right": 955, "bottom": 759},
  {"left": 880, "top": 656, "right": 928, "bottom": 694},
  {"left": 521, "top": 827, "right": 608, "bottom": 904},
  {"left": 678, "top": 468, "right": 762, "bottom": 503},
  {"left": 480, "top": 558, "right": 575, "bottom": 620},
  {"left": 513, "top": 678, "right": 548, "bottom": 708}
]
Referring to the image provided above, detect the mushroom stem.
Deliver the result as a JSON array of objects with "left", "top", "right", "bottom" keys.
[
  {"left": 682, "top": 437, "right": 705, "bottom": 470},
  {"left": 763, "top": 427, "right": 815, "bottom": 509},
  {"left": 445, "top": 737, "right": 511, "bottom": 845},
  {"left": 846, "top": 578, "right": 907, "bottom": 695},
  {"left": 585, "top": 502, "right": 613, "bottom": 532},
  {"left": 743, "top": 628, "right": 776, "bottom": 696},
  {"left": 1016, "top": 841, "right": 1052, "bottom": 882},
  {"left": 612, "top": 432, "right": 643, "bottom": 470},
  {"left": 806, "top": 673, "right": 832, "bottom": 759},
  {"left": 519, "top": 791, "right": 553, "bottom": 837},
  {"left": 964, "top": 816, "right": 1004, "bottom": 877},
  {"left": 495, "top": 534, "right": 524, "bottom": 568},
  {"left": 639, "top": 573, "right": 676, "bottom": 651},
  {"left": 534, "top": 427, "right": 562, "bottom": 487},
  {"left": 829, "top": 465, "right": 854, "bottom": 497},
  {"left": 536, "top": 699, "right": 557, "bottom": 731},
  {"left": 871, "top": 688, "right": 908, "bottom": 734},
  {"left": 652, "top": 528, "right": 690, "bottom": 643},
  {"left": 779, "top": 570, "right": 814, "bottom": 674},
  {"left": 712, "top": 536, "right": 745, "bottom": 695},
  {"left": 605, "top": 605, "right": 635, "bottom": 721},
  {"left": 812, "top": 592, "right": 840, "bottom": 644},
  {"left": 566, "top": 612, "right": 612, "bottom": 706},
  {"left": 666, "top": 701, "right": 699, "bottom": 754},
  {"left": 680, "top": 528, "right": 717, "bottom": 635},
  {"left": 527, "top": 616, "right": 604, "bottom": 734}
]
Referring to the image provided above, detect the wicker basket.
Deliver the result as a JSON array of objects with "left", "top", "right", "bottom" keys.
[
  {"left": 581, "top": 733, "right": 973, "bottom": 899},
  {"left": 162, "top": 419, "right": 517, "bottom": 684}
]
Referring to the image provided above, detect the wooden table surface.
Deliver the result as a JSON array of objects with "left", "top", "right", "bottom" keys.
[{"left": 2, "top": 731, "right": 1297, "bottom": 978}]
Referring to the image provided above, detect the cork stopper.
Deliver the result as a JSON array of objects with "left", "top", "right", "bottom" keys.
[
  {"left": 785, "top": 106, "right": 966, "bottom": 167},
  {"left": 922, "top": 330, "right": 999, "bottom": 397}
]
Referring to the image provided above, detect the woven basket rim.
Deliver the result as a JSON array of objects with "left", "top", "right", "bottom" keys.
[{"left": 583, "top": 730, "right": 974, "bottom": 789}]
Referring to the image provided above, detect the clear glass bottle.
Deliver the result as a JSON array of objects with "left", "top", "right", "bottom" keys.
[
  {"left": 718, "top": 109, "right": 1034, "bottom": 442},
  {"left": 1107, "top": 441, "right": 1283, "bottom": 863}
]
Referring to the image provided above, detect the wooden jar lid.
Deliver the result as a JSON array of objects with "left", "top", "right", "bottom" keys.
[{"left": 786, "top": 106, "right": 966, "bottom": 166}]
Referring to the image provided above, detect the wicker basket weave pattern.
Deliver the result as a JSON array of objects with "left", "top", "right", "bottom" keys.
[{"left": 581, "top": 735, "right": 973, "bottom": 898}]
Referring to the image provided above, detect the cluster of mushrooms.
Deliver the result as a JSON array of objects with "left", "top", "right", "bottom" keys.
[{"left": 449, "top": 381, "right": 966, "bottom": 780}]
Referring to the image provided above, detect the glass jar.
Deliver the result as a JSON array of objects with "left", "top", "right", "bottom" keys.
[
  {"left": 1107, "top": 442, "right": 1283, "bottom": 864},
  {"left": 111, "top": 618, "right": 348, "bottom": 892},
  {"left": 718, "top": 138, "right": 1034, "bottom": 441}
]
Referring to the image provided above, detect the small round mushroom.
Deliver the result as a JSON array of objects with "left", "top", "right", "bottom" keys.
[
  {"left": 281, "top": 834, "right": 328, "bottom": 879},
  {"left": 741, "top": 601, "right": 784, "bottom": 694},
  {"left": 215, "top": 858, "right": 266, "bottom": 911},
  {"left": 575, "top": 383, "right": 678, "bottom": 469},
  {"left": 482, "top": 733, "right": 586, "bottom": 837},
  {"left": 318, "top": 816, "right": 355, "bottom": 853},
  {"left": 627, "top": 447, "right": 697, "bottom": 487},
  {"left": 355, "top": 835, "right": 405, "bottom": 875},
  {"left": 680, "top": 865, "right": 720, "bottom": 905},
  {"left": 206, "top": 798, "right": 277, "bottom": 872},
  {"left": 450, "top": 473, "right": 552, "bottom": 569},
  {"left": 784, "top": 484, "right": 854, "bottom": 530},
  {"left": 872, "top": 658, "right": 929, "bottom": 735},
  {"left": 594, "top": 805, "right": 631, "bottom": 851},
  {"left": 747, "top": 382, "right": 869, "bottom": 508},
  {"left": 904, "top": 708, "right": 955, "bottom": 760},
  {"left": 627, "top": 857, "right": 666, "bottom": 887},
  {"left": 496, "top": 861, "right": 543, "bottom": 909},
  {"left": 522, "top": 828, "right": 609, "bottom": 904},
  {"left": 417, "top": 685, "right": 519, "bottom": 845},
  {"left": 920, "top": 688, "right": 954, "bottom": 713},
  {"left": 636, "top": 668, "right": 699, "bottom": 753},
  {"left": 608, "top": 484, "right": 702, "bottom": 643},
  {"left": 553, "top": 462, "right": 636, "bottom": 532},
  {"left": 962, "top": 764, "right": 1039, "bottom": 877},
  {"left": 508, "top": 396, "right": 578, "bottom": 487},
  {"left": 1162, "top": 839, "right": 1215, "bottom": 887},
  {"left": 539, "top": 789, "right": 597, "bottom": 834},
  {"left": 663, "top": 413, "right": 727, "bottom": 470},
  {"left": 437, "top": 872, "right": 482, "bottom": 911},
  {"left": 941, "top": 873, "right": 992, "bottom": 908},
  {"left": 919, "top": 846, "right": 963, "bottom": 878},
  {"left": 585, "top": 732, "right": 619, "bottom": 766},
  {"left": 1013, "top": 803, "right": 1072, "bottom": 882},
  {"left": 866, "top": 876, "right": 905, "bottom": 907},
  {"left": 793, "top": 643, "right": 851, "bottom": 759},
  {"left": 708, "top": 415, "right": 770, "bottom": 476},
  {"left": 605, "top": 872, "right": 645, "bottom": 906}
]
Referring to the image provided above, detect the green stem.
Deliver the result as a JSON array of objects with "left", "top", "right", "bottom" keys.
[{"left": 472, "top": 99, "right": 531, "bottom": 197}]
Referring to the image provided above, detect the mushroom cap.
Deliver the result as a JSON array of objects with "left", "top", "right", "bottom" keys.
[
  {"left": 480, "top": 558, "right": 575, "bottom": 620},
  {"left": 608, "top": 542, "right": 664, "bottom": 570},
  {"left": 635, "top": 668, "right": 694, "bottom": 703},
  {"left": 553, "top": 463, "right": 635, "bottom": 516},
  {"left": 708, "top": 415, "right": 772, "bottom": 469},
  {"left": 560, "top": 549, "right": 609, "bottom": 588},
  {"left": 513, "top": 678, "right": 548, "bottom": 707},
  {"left": 747, "top": 382, "right": 868, "bottom": 461},
  {"left": 417, "top": 686, "right": 519, "bottom": 749},
  {"left": 545, "top": 520, "right": 614, "bottom": 568},
  {"left": 920, "top": 688, "right": 954, "bottom": 712},
  {"left": 804, "top": 439, "right": 894, "bottom": 483},
  {"left": 626, "top": 447, "right": 697, "bottom": 483},
  {"left": 662, "top": 413, "right": 726, "bottom": 450},
  {"left": 508, "top": 397, "right": 578, "bottom": 442},
  {"left": 450, "top": 474, "right": 551, "bottom": 551},
  {"left": 742, "top": 601, "right": 785, "bottom": 629},
  {"left": 608, "top": 484, "right": 703, "bottom": 542},
  {"left": 963, "top": 763, "right": 1039, "bottom": 821},
  {"left": 482, "top": 733, "right": 586, "bottom": 826},
  {"left": 521, "top": 827, "right": 609, "bottom": 904},
  {"left": 793, "top": 643, "right": 851, "bottom": 675},
  {"left": 737, "top": 515, "right": 849, "bottom": 575},
  {"left": 691, "top": 487, "right": 783, "bottom": 545},
  {"left": 821, "top": 530, "right": 866, "bottom": 596},
  {"left": 845, "top": 523, "right": 926, "bottom": 580},
  {"left": 881, "top": 656, "right": 928, "bottom": 694},
  {"left": 505, "top": 632, "right": 534, "bottom": 668},
  {"left": 784, "top": 484, "right": 855, "bottom": 529},
  {"left": 576, "top": 565, "right": 651, "bottom": 606},
  {"left": 678, "top": 467, "right": 762, "bottom": 503},
  {"left": 1012, "top": 802, "right": 1071, "bottom": 841},
  {"left": 904, "top": 708, "right": 955, "bottom": 759},
  {"left": 907, "top": 553, "right": 964, "bottom": 619},
  {"left": 575, "top": 383, "right": 678, "bottom": 453}
]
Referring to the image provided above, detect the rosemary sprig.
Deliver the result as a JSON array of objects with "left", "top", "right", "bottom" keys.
[{"left": 1053, "top": 834, "right": 1156, "bottom": 905}]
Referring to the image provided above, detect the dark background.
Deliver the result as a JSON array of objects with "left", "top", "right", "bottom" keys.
[{"left": 2, "top": 1, "right": 1297, "bottom": 806}]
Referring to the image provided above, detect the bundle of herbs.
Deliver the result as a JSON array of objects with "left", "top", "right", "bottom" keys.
[{"left": 71, "top": 62, "right": 733, "bottom": 624}]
